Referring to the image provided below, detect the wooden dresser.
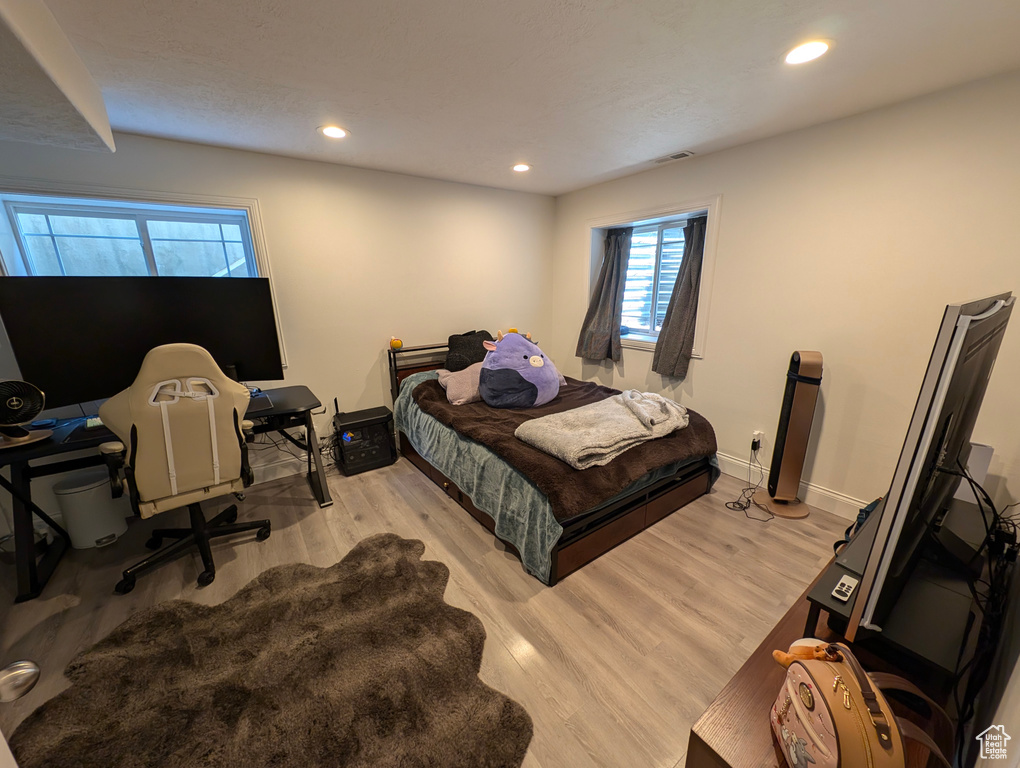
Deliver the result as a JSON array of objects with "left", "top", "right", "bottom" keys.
[{"left": 687, "top": 573, "right": 951, "bottom": 768}]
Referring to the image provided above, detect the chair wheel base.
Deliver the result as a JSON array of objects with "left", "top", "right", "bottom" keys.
[
  {"left": 115, "top": 576, "right": 136, "bottom": 595},
  {"left": 145, "top": 536, "right": 162, "bottom": 551},
  {"left": 224, "top": 508, "right": 238, "bottom": 524},
  {"left": 197, "top": 570, "right": 215, "bottom": 587},
  {"left": 256, "top": 525, "right": 272, "bottom": 542}
]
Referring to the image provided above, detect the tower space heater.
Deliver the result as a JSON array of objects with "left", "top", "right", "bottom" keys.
[{"left": 755, "top": 351, "right": 823, "bottom": 518}]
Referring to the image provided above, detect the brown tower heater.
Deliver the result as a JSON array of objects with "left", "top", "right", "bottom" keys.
[{"left": 753, "top": 351, "right": 823, "bottom": 518}]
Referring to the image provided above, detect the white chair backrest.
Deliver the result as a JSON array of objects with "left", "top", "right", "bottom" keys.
[{"left": 100, "top": 344, "right": 250, "bottom": 504}]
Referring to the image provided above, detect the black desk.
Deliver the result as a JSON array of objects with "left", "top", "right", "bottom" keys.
[
  {"left": 247, "top": 385, "right": 333, "bottom": 510},
  {"left": 1, "top": 384, "right": 332, "bottom": 603}
]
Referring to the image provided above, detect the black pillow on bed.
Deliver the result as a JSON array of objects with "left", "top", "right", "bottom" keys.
[{"left": 445, "top": 330, "right": 493, "bottom": 372}]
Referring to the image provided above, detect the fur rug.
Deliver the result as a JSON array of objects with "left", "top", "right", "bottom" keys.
[{"left": 10, "top": 534, "right": 533, "bottom": 767}]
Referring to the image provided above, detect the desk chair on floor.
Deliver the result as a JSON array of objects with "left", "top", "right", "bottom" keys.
[{"left": 99, "top": 343, "right": 271, "bottom": 594}]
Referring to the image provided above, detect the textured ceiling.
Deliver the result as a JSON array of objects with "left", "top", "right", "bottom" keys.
[
  {"left": 31, "top": 0, "right": 1020, "bottom": 194},
  {"left": 0, "top": 0, "right": 113, "bottom": 152}
]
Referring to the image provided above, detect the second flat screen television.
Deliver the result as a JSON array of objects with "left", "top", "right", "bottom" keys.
[
  {"left": 0, "top": 277, "right": 284, "bottom": 408},
  {"left": 847, "top": 291, "right": 1014, "bottom": 638}
]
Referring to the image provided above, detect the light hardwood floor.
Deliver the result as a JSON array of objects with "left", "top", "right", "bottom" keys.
[{"left": 0, "top": 461, "right": 846, "bottom": 767}]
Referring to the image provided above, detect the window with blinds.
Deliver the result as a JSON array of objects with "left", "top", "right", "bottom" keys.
[{"left": 620, "top": 220, "right": 687, "bottom": 339}]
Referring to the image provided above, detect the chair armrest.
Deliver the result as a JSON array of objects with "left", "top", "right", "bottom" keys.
[
  {"left": 237, "top": 421, "right": 255, "bottom": 487},
  {"left": 99, "top": 442, "right": 126, "bottom": 498}
]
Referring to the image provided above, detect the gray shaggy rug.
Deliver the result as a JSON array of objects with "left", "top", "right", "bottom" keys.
[{"left": 10, "top": 533, "right": 533, "bottom": 768}]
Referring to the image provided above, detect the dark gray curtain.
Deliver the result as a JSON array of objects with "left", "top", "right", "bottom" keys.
[
  {"left": 652, "top": 216, "right": 707, "bottom": 379},
  {"left": 575, "top": 227, "right": 632, "bottom": 362}
]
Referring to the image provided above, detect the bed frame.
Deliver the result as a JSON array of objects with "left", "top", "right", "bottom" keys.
[{"left": 389, "top": 343, "right": 714, "bottom": 585}]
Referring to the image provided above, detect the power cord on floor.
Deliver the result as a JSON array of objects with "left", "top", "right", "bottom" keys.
[{"left": 726, "top": 445, "right": 774, "bottom": 522}]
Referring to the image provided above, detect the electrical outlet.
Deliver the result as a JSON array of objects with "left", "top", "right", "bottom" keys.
[{"left": 751, "top": 430, "right": 764, "bottom": 452}]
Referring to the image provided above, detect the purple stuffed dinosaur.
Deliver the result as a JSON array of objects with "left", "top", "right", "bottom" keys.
[{"left": 479, "top": 331, "right": 561, "bottom": 408}]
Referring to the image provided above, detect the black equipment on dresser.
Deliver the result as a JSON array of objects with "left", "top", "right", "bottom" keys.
[{"left": 333, "top": 406, "right": 397, "bottom": 476}]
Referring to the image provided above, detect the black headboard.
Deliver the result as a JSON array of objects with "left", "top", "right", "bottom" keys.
[{"left": 387, "top": 343, "right": 448, "bottom": 402}]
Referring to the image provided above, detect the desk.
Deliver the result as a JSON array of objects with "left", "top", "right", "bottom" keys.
[
  {"left": 247, "top": 386, "right": 333, "bottom": 510},
  {"left": 1, "top": 384, "right": 332, "bottom": 603}
]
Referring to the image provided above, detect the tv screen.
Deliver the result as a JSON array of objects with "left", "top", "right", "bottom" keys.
[
  {"left": 850, "top": 292, "right": 1014, "bottom": 636},
  {"left": 0, "top": 277, "right": 284, "bottom": 408}
]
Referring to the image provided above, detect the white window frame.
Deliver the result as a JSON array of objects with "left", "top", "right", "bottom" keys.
[
  {"left": 0, "top": 178, "right": 288, "bottom": 367},
  {"left": 3, "top": 200, "right": 258, "bottom": 278},
  {"left": 586, "top": 195, "right": 721, "bottom": 359}
]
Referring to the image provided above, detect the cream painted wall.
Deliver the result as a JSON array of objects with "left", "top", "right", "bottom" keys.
[
  {"left": 0, "top": 133, "right": 554, "bottom": 536},
  {"left": 0, "top": 133, "right": 555, "bottom": 405},
  {"left": 546, "top": 71, "right": 1020, "bottom": 515}
]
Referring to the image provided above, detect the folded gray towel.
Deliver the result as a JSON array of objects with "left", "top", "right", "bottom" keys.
[{"left": 514, "top": 390, "right": 689, "bottom": 469}]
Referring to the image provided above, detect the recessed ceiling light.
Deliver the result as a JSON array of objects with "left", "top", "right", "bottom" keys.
[
  {"left": 512, "top": 164, "right": 530, "bottom": 172},
  {"left": 785, "top": 41, "right": 829, "bottom": 65},
  {"left": 318, "top": 125, "right": 348, "bottom": 139}
]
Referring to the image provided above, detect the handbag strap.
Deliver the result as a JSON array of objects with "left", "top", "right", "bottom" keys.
[
  {"left": 897, "top": 716, "right": 953, "bottom": 768},
  {"left": 830, "top": 644, "right": 895, "bottom": 748},
  {"left": 868, "top": 671, "right": 955, "bottom": 759}
]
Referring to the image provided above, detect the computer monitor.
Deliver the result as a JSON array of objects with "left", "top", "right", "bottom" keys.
[
  {"left": 846, "top": 292, "right": 1014, "bottom": 639},
  {"left": 0, "top": 276, "right": 284, "bottom": 408}
]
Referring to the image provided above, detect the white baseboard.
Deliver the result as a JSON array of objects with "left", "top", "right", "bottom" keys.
[{"left": 715, "top": 452, "right": 865, "bottom": 521}]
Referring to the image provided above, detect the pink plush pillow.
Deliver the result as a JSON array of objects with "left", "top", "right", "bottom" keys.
[{"left": 437, "top": 362, "right": 483, "bottom": 405}]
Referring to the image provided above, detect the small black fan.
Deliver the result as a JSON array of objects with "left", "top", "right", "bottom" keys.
[{"left": 0, "top": 380, "right": 51, "bottom": 449}]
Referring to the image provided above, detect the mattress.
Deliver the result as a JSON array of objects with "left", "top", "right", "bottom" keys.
[{"left": 394, "top": 371, "right": 719, "bottom": 583}]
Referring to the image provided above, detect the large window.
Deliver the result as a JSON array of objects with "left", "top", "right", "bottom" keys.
[
  {"left": 587, "top": 196, "right": 719, "bottom": 359},
  {"left": 0, "top": 194, "right": 258, "bottom": 278},
  {"left": 620, "top": 220, "right": 686, "bottom": 339}
]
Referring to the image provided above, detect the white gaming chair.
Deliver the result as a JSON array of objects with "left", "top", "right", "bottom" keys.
[{"left": 99, "top": 343, "right": 271, "bottom": 594}]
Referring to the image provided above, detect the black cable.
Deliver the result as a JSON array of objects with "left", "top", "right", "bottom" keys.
[
  {"left": 938, "top": 465, "right": 997, "bottom": 578},
  {"left": 323, "top": 431, "right": 341, "bottom": 469},
  {"left": 747, "top": 451, "right": 777, "bottom": 520},
  {"left": 250, "top": 430, "right": 304, "bottom": 462},
  {"left": 726, "top": 446, "right": 773, "bottom": 521},
  {"left": 937, "top": 463, "right": 1017, "bottom": 761}
]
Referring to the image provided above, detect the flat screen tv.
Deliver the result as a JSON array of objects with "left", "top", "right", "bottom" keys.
[
  {"left": 0, "top": 276, "right": 284, "bottom": 408},
  {"left": 846, "top": 292, "right": 1014, "bottom": 639}
]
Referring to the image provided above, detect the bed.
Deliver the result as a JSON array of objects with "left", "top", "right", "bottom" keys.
[{"left": 389, "top": 342, "right": 720, "bottom": 585}]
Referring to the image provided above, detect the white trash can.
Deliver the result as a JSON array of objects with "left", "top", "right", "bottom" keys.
[{"left": 53, "top": 469, "right": 130, "bottom": 549}]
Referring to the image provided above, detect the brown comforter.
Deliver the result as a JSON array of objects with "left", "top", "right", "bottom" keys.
[{"left": 412, "top": 376, "right": 717, "bottom": 521}]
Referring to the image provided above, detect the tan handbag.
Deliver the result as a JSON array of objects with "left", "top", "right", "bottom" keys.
[{"left": 770, "top": 642, "right": 953, "bottom": 768}]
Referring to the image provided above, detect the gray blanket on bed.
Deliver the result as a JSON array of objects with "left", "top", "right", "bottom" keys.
[{"left": 514, "top": 390, "right": 690, "bottom": 470}]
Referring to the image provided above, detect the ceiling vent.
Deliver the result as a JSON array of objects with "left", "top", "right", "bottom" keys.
[{"left": 653, "top": 150, "right": 695, "bottom": 164}]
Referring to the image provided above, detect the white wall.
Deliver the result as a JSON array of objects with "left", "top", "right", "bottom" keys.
[
  {"left": 546, "top": 71, "right": 1020, "bottom": 516},
  {"left": 0, "top": 133, "right": 554, "bottom": 535}
]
